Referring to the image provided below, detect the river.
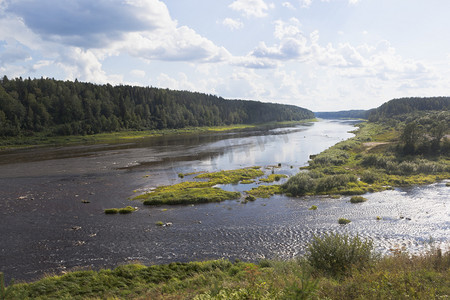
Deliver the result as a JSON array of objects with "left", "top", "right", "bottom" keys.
[{"left": 0, "top": 120, "right": 448, "bottom": 284}]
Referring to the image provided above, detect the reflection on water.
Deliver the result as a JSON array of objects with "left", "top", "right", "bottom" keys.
[{"left": 0, "top": 120, "right": 448, "bottom": 284}]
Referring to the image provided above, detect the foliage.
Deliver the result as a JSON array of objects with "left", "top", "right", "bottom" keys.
[
  {"left": 306, "top": 233, "right": 373, "bottom": 278},
  {"left": 0, "top": 76, "right": 314, "bottom": 138},
  {"left": 368, "top": 97, "right": 450, "bottom": 121},
  {"left": 4, "top": 245, "right": 450, "bottom": 299}
]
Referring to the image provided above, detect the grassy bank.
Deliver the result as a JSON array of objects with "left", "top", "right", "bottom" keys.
[
  {"left": 0, "top": 119, "right": 317, "bottom": 150},
  {"left": 282, "top": 121, "right": 450, "bottom": 197},
  {"left": 3, "top": 233, "right": 449, "bottom": 299}
]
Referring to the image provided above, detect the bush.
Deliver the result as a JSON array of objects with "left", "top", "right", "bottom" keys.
[
  {"left": 315, "top": 174, "right": 356, "bottom": 193},
  {"left": 282, "top": 173, "right": 315, "bottom": 196},
  {"left": 306, "top": 233, "right": 374, "bottom": 277},
  {"left": 360, "top": 170, "right": 380, "bottom": 184},
  {"left": 104, "top": 208, "right": 119, "bottom": 214},
  {"left": 350, "top": 196, "right": 367, "bottom": 203}
]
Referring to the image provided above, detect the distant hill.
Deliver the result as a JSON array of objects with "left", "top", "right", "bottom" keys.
[
  {"left": 0, "top": 76, "right": 314, "bottom": 137},
  {"left": 315, "top": 109, "right": 373, "bottom": 120},
  {"left": 368, "top": 97, "right": 450, "bottom": 121}
]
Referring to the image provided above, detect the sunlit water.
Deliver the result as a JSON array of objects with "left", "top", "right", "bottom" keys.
[{"left": 0, "top": 120, "right": 448, "bottom": 284}]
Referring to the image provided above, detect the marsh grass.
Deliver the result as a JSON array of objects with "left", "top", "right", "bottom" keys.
[
  {"left": 104, "top": 206, "right": 136, "bottom": 214},
  {"left": 260, "top": 174, "right": 288, "bottom": 183},
  {"left": 195, "top": 167, "right": 264, "bottom": 184},
  {"left": 338, "top": 218, "right": 351, "bottom": 225},
  {"left": 350, "top": 196, "right": 367, "bottom": 203},
  {"left": 6, "top": 238, "right": 448, "bottom": 299},
  {"left": 246, "top": 185, "right": 283, "bottom": 198},
  {"left": 136, "top": 167, "right": 264, "bottom": 205}
]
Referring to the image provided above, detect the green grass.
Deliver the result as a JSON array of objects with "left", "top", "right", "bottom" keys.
[
  {"left": 0, "top": 120, "right": 317, "bottom": 150},
  {"left": 104, "top": 206, "right": 136, "bottom": 214},
  {"left": 309, "top": 205, "right": 318, "bottom": 210},
  {"left": 350, "top": 196, "right": 367, "bottom": 203},
  {"left": 135, "top": 167, "right": 265, "bottom": 205},
  {"left": 338, "top": 218, "right": 351, "bottom": 225},
  {"left": 142, "top": 187, "right": 241, "bottom": 205},
  {"left": 195, "top": 167, "right": 264, "bottom": 184},
  {"left": 259, "top": 174, "right": 288, "bottom": 183},
  {"left": 245, "top": 185, "right": 283, "bottom": 198},
  {"left": 5, "top": 235, "right": 449, "bottom": 300}
]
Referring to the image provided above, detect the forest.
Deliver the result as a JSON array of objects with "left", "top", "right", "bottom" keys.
[
  {"left": 315, "top": 109, "right": 373, "bottom": 120},
  {"left": 0, "top": 76, "right": 314, "bottom": 137},
  {"left": 368, "top": 96, "right": 450, "bottom": 121}
]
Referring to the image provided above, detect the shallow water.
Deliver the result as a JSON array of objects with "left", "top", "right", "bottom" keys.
[{"left": 0, "top": 120, "right": 448, "bottom": 284}]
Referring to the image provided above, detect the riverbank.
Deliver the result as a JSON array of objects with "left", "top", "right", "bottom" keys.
[
  {"left": 283, "top": 120, "right": 450, "bottom": 197},
  {"left": 3, "top": 234, "right": 449, "bottom": 299},
  {"left": 0, "top": 119, "right": 317, "bottom": 150}
]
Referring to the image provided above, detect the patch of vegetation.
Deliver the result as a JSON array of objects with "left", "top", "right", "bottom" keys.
[
  {"left": 104, "top": 206, "right": 136, "bottom": 214},
  {"left": 6, "top": 235, "right": 449, "bottom": 299},
  {"left": 245, "top": 195, "right": 256, "bottom": 202},
  {"left": 178, "top": 173, "right": 184, "bottom": 178},
  {"left": 283, "top": 114, "right": 450, "bottom": 198},
  {"left": 240, "top": 179, "right": 255, "bottom": 184},
  {"left": 338, "top": 218, "right": 351, "bottom": 225},
  {"left": 142, "top": 187, "right": 240, "bottom": 205},
  {"left": 260, "top": 174, "right": 288, "bottom": 183},
  {"left": 309, "top": 205, "right": 318, "bottom": 210},
  {"left": 135, "top": 167, "right": 265, "bottom": 205},
  {"left": 195, "top": 167, "right": 264, "bottom": 184},
  {"left": 246, "top": 185, "right": 283, "bottom": 198},
  {"left": 350, "top": 196, "right": 367, "bottom": 203},
  {"left": 306, "top": 233, "right": 374, "bottom": 278}
]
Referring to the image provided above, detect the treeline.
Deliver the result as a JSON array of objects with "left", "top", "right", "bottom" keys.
[
  {"left": 315, "top": 109, "right": 373, "bottom": 120},
  {"left": 0, "top": 76, "right": 314, "bottom": 137},
  {"left": 368, "top": 97, "right": 450, "bottom": 121}
]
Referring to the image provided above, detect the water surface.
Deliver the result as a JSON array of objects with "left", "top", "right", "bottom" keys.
[{"left": 0, "top": 120, "right": 448, "bottom": 284}]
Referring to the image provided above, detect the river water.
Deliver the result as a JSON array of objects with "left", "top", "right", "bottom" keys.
[{"left": 0, "top": 120, "right": 448, "bottom": 284}]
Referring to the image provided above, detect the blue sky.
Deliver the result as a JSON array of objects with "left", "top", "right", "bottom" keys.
[{"left": 1, "top": 0, "right": 449, "bottom": 111}]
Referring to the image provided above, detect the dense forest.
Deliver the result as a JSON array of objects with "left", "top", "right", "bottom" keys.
[
  {"left": 315, "top": 109, "right": 373, "bottom": 120},
  {"left": 368, "top": 97, "right": 450, "bottom": 121},
  {"left": 0, "top": 76, "right": 314, "bottom": 137}
]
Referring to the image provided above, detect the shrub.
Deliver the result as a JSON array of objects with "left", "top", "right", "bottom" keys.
[
  {"left": 360, "top": 170, "right": 380, "bottom": 184},
  {"left": 350, "top": 196, "right": 367, "bottom": 203},
  {"left": 309, "top": 205, "right": 318, "bottom": 210},
  {"left": 282, "top": 173, "right": 315, "bottom": 196},
  {"left": 315, "top": 174, "right": 356, "bottom": 193},
  {"left": 306, "top": 233, "right": 374, "bottom": 277}
]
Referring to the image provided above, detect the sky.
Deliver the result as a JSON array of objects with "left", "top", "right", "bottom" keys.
[{"left": 1, "top": 0, "right": 450, "bottom": 111}]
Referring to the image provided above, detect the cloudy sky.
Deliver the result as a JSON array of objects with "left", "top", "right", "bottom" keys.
[{"left": 1, "top": 0, "right": 449, "bottom": 111}]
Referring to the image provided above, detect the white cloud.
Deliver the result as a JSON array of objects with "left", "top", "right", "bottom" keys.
[
  {"left": 222, "top": 18, "right": 244, "bottom": 31},
  {"left": 282, "top": 2, "right": 296, "bottom": 10},
  {"left": 229, "top": 0, "right": 271, "bottom": 18}
]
